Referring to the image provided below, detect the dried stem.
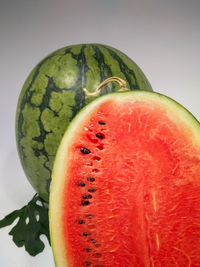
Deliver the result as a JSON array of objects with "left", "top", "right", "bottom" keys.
[{"left": 83, "top": 77, "right": 128, "bottom": 97}]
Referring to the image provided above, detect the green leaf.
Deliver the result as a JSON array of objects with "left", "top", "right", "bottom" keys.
[
  {"left": 0, "top": 194, "right": 50, "bottom": 256},
  {"left": 0, "top": 210, "right": 20, "bottom": 227}
]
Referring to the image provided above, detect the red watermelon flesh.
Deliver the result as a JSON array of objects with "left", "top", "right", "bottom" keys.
[{"left": 50, "top": 91, "right": 200, "bottom": 267}]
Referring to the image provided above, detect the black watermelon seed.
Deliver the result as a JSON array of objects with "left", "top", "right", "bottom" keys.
[
  {"left": 91, "top": 238, "right": 96, "bottom": 243},
  {"left": 81, "top": 200, "right": 90, "bottom": 206},
  {"left": 87, "top": 177, "right": 95, "bottom": 182},
  {"left": 96, "top": 133, "right": 104, "bottom": 139},
  {"left": 78, "top": 220, "right": 84, "bottom": 224},
  {"left": 85, "top": 262, "right": 91, "bottom": 266},
  {"left": 83, "top": 232, "right": 89, "bottom": 236},
  {"left": 86, "top": 248, "right": 91, "bottom": 252},
  {"left": 80, "top": 147, "right": 91, "bottom": 154},
  {"left": 88, "top": 188, "right": 96, "bottom": 193},
  {"left": 98, "top": 121, "right": 106, "bottom": 125},
  {"left": 83, "top": 194, "right": 92, "bottom": 199},
  {"left": 78, "top": 182, "right": 86, "bottom": 187}
]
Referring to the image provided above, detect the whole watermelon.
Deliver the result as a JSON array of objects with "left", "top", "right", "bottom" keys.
[{"left": 16, "top": 43, "right": 152, "bottom": 202}]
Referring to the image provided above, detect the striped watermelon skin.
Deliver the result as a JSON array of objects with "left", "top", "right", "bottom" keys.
[{"left": 16, "top": 43, "right": 152, "bottom": 202}]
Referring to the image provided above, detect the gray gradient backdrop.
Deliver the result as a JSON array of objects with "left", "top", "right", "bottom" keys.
[{"left": 0, "top": 0, "right": 200, "bottom": 266}]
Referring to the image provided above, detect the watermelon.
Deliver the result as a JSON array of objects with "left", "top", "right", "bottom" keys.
[
  {"left": 15, "top": 43, "right": 152, "bottom": 202},
  {"left": 50, "top": 90, "right": 200, "bottom": 266}
]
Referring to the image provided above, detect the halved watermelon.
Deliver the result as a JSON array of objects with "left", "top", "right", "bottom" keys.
[{"left": 49, "top": 90, "right": 200, "bottom": 267}]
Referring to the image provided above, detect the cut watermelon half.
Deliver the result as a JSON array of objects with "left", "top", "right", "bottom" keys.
[{"left": 49, "top": 91, "right": 200, "bottom": 267}]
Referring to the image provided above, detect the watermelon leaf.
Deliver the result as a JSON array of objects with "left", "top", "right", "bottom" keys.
[{"left": 0, "top": 194, "right": 50, "bottom": 256}]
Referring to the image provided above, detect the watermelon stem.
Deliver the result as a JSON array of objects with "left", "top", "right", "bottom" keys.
[{"left": 83, "top": 76, "right": 129, "bottom": 97}]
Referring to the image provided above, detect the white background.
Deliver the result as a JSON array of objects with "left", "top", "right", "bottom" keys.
[{"left": 0, "top": 0, "right": 200, "bottom": 266}]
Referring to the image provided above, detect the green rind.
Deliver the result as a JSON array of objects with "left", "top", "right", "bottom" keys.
[
  {"left": 49, "top": 90, "right": 200, "bottom": 267},
  {"left": 16, "top": 43, "right": 153, "bottom": 202}
]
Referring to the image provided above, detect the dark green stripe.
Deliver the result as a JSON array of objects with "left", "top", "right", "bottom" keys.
[
  {"left": 91, "top": 44, "right": 116, "bottom": 95},
  {"left": 17, "top": 56, "right": 51, "bottom": 171},
  {"left": 63, "top": 45, "right": 89, "bottom": 120},
  {"left": 103, "top": 45, "right": 139, "bottom": 90},
  {"left": 71, "top": 44, "right": 87, "bottom": 117}
]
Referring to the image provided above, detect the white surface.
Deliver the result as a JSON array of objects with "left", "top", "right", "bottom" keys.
[{"left": 0, "top": 0, "right": 200, "bottom": 266}]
